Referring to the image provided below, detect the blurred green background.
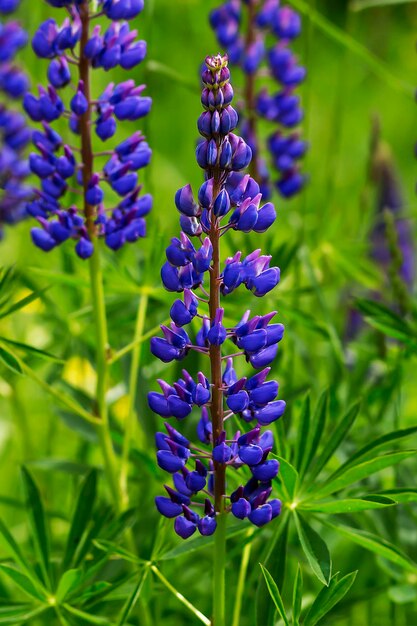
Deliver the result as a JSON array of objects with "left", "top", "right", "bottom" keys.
[{"left": 0, "top": 0, "right": 417, "bottom": 624}]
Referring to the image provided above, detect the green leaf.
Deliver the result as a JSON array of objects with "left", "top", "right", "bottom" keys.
[
  {"left": 117, "top": 569, "right": 149, "bottom": 626},
  {"left": 159, "top": 521, "right": 250, "bottom": 561},
  {"left": 293, "top": 395, "right": 310, "bottom": 472},
  {"left": 307, "top": 403, "right": 360, "bottom": 483},
  {"left": 301, "top": 390, "right": 328, "bottom": 479},
  {"left": 328, "top": 426, "right": 417, "bottom": 480},
  {"left": 304, "top": 571, "right": 357, "bottom": 626},
  {"left": 301, "top": 495, "right": 396, "bottom": 514},
  {"left": 0, "top": 338, "right": 63, "bottom": 364},
  {"left": 325, "top": 521, "right": 417, "bottom": 573},
  {"left": 63, "top": 604, "right": 117, "bottom": 625},
  {"left": 93, "top": 540, "right": 146, "bottom": 565},
  {"left": 56, "top": 569, "right": 82, "bottom": 603},
  {"left": 0, "top": 605, "right": 47, "bottom": 624},
  {"left": 62, "top": 470, "right": 97, "bottom": 571},
  {"left": 388, "top": 584, "right": 417, "bottom": 604},
  {"left": 0, "top": 565, "right": 46, "bottom": 603},
  {"left": 377, "top": 489, "right": 417, "bottom": 503},
  {"left": 288, "top": 0, "right": 414, "bottom": 96},
  {"left": 273, "top": 455, "right": 299, "bottom": 501},
  {"left": 292, "top": 564, "right": 303, "bottom": 626},
  {"left": 0, "top": 347, "right": 22, "bottom": 375},
  {"left": 0, "top": 519, "right": 41, "bottom": 588},
  {"left": 294, "top": 513, "right": 331, "bottom": 586},
  {"left": 350, "top": 0, "right": 417, "bottom": 11},
  {"left": 259, "top": 564, "right": 289, "bottom": 626},
  {"left": 310, "top": 451, "right": 415, "bottom": 499},
  {"left": 21, "top": 468, "right": 50, "bottom": 587},
  {"left": 0, "top": 288, "right": 49, "bottom": 320},
  {"left": 355, "top": 298, "right": 416, "bottom": 344}
]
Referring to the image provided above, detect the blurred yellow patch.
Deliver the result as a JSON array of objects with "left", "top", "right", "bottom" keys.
[
  {"left": 112, "top": 395, "right": 130, "bottom": 423},
  {"left": 16, "top": 288, "right": 45, "bottom": 314},
  {"left": 63, "top": 357, "right": 96, "bottom": 396}
]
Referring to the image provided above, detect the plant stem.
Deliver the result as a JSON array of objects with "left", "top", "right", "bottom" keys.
[
  {"left": 79, "top": 1, "right": 122, "bottom": 513},
  {"left": 232, "top": 533, "right": 253, "bottom": 626},
  {"left": 120, "top": 293, "right": 149, "bottom": 509},
  {"left": 209, "top": 167, "right": 226, "bottom": 625}
]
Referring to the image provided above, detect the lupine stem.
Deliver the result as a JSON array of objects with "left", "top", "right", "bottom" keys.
[
  {"left": 79, "top": 0, "right": 122, "bottom": 512},
  {"left": 210, "top": 170, "right": 226, "bottom": 625},
  {"left": 120, "top": 293, "right": 149, "bottom": 508}
]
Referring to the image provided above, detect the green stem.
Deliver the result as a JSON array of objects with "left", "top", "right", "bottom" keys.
[
  {"left": 232, "top": 532, "right": 253, "bottom": 626},
  {"left": 151, "top": 566, "right": 211, "bottom": 626},
  {"left": 89, "top": 249, "right": 123, "bottom": 513},
  {"left": 120, "top": 294, "right": 149, "bottom": 509},
  {"left": 213, "top": 512, "right": 227, "bottom": 626}
]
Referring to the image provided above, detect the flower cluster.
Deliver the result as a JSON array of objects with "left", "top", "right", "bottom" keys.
[
  {"left": 26, "top": 0, "right": 152, "bottom": 258},
  {"left": 0, "top": 0, "right": 32, "bottom": 239},
  {"left": 149, "top": 55, "right": 285, "bottom": 539},
  {"left": 210, "top": 0, "right": 307, "bottom": 199}
]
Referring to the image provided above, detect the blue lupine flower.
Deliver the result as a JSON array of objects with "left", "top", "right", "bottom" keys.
[
  {"left": 210, "top": 0, "right": 307, "bottom": 199},
  {"left": 26, "top": 0, "right": 151, "bottom": 258},
  {"left": 148, "top": 55, "right": 285, "bottom": 539},
  {"left": 0, "top": 0, "right": 32, "bottom": 239}
]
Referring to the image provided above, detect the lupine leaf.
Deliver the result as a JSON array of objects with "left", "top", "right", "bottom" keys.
[
  {"left": 293, "top": 395, "right": 310, "bottom": 471},
  {"left": 294, "top": 513, "right": 331, "bottom": 585},
  {"left": 0, "top": 520, "right": 40, "bottom": 584},
  {"left": 0, "top": 338, "right": 63, "bottom": 363},
  {"left": 273, "top": 455, "right": 299, "bottom": 501},
  {"left": 62, "top": 470, "right": 97, "bottom": 571},
  {"left": 0, "top": 605, "right": 47, "bottom": 624},
  {"left": 301, "top": 495, "right": 396, "bottom": 513},
  {"left": 307, "top": 403, "right": 361, "bottom": 483},
  {"left": 0, "top": 565, "right": 46, "bottom": 603},
  {"left": 301, "top": 390, "right": 328, "bottom": 478},
  {"left": 310, "top": 450, "right": 415, "bottom": 499},
  {"left": 56, "top": 569, "right": 82, "bottom": 603},
  {"left": 328, "top": 426, "right": 417, "bottom": 480},
  {"left": 304, "top": 571, "right": 358, "bottom": 626},
  {"left": 93, "top": 540, "right": 146, "bottom": 565},
  {"left": 292, "top": 564, "right": 303, "bottom": 626},
  {"left": 0, "top": 347, "right": 22, "bottom": 375},
  {"left": 0, "top": 288, "right": 49, "bottom": 320},
  {"left": 117, "top": 569, "right": 149, "bottom": 626},
  {"left": 377, "top": 489, "right": 417, "bottom": 502},
  {"left": 21, "top": 468, "right": 50, "bottom": 587},
  {"left": 355, "top": 298, "right": 416, "bottom": 344},
  {"left": 325, "top": 521, "right": 417, "bottom": 572},
  {"left": 350, "top": 0, "right": 417, "bottom": 11},
  {"left": 63, "top": 604, "right": 117, "bottom": 625},
  {"left": 259, "top": 564, "right": 289, "bottom": 626}
]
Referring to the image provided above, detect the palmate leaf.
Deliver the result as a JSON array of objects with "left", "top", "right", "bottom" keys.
[
  {"left": 294, "top": 513, "right": 331, "bottom": 586},
  {"left": 273, "top": 455, "right": 299, "bottom": 501},
  {"left": 377, "top": 489, "right": 417, "bottom": 503},
  {"left": 324, "top": 521, "right": 417, "bottom": 573},
  {"left": 56, "top": 569, "right": 83, "bottom": 604},
  {"left": 0, "top": 605, "right": 47, "bottom": 624},
  {"left": 0, "top": 520, "right": 42, "bottom": 590},
  {"left": 308, "top": 450, "right": 416, "bottom": 500},
  {"left": 303, "top": 571, "right": 358, "bottom": 626},
  {"left": 63, "top": 604, "right": 117, "bottom": 625},
  {"left": 292, "top": 395, "right": 310, "bottom": 472},
  {"left": 259, "top": 564, "right": 289, "bottom": 626},
  {"left": 21, "top": 468, "right": 50, "bottom": 588}
]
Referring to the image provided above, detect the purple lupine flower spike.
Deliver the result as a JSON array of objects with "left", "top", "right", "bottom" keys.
[
  {"left": 210, "top": 0, "right": 307, "bottom": 199},
  {"left": 149, "top": 54, "right": 285, "bottom": 540},
  {"left": 26, "top": 0, "right": 151, "bottom": 259},
  {"left": 0, "top": 0, "right": 32, "bottom": 239}
]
